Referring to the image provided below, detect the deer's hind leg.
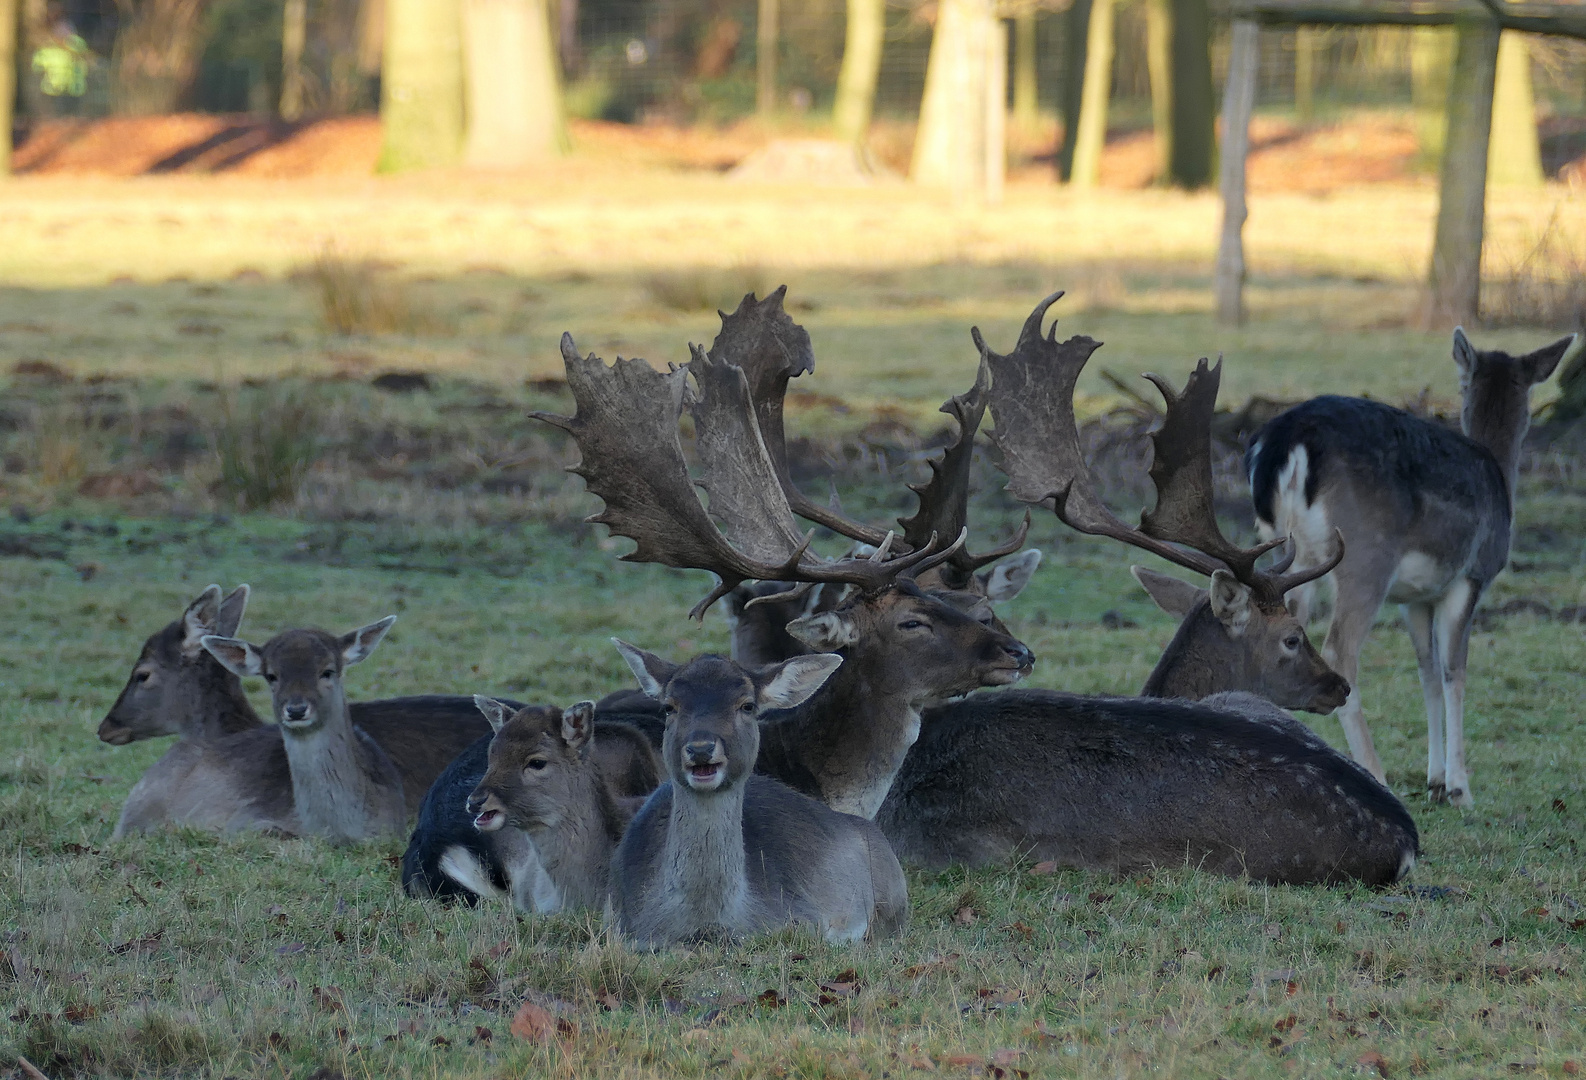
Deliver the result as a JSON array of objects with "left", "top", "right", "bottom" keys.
[
  {"left": 1433, "top": 579, "right": 1480, "bottom": 808},
  {"left": 1403, "top": 602, "right": 1449, "bottom": 797},
  {"left": 1322, "top": 555, "right": 1397, "bottom": 784}
]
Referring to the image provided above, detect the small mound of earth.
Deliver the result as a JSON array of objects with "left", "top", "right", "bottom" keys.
[{"left": 727, "top": 139, "right": 898, "bottom": 187}]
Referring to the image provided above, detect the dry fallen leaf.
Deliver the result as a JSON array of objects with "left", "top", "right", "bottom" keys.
[
  {"left": 953, "top": 906, "right": 978, "bottom": 926},
  {"left": 311, "top": 985, "right": 345, "bottom": 1013},
  {"left": 1029, "top": 861, "right": 1059, "bottom": 875},
  {"left": 940, "top": 1053, "right": 982, "bottom": 1069},
  {"left": 511, "top": 1000, "right": 578, "bottom": 1043},
  {"left": 990, "top": 1049, "right": 1023, "bottom": 1065},
  {"left": 1357, "top": 1050, "right": 1389, "bottom": 1077}
]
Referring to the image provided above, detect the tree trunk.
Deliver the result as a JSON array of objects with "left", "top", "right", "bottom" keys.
[
  {"left": 1295, "top": 25, "right": 1316, "bottom": 122},
  {"left": 1, "top": 0, "right": 14, "bottom": 177},
  {"left": 1167, "top": 0, "right": 1214, "bottom": 188},
  {"left": 357, "top": 0, "right": 385, "bottom": 77},
  {"left": 912, "top": 0, "right": 1000, "bottom": 200},
  {"left": 1146, "top": 0, "right": 1171, "bottom": 180},
  {"left": 557, "top": 0, "right": 580, "bottom": 77},
  {"left": 1217, "top": 20, "right": 1259, "bottom": 326},
  {"left": 378, "top": 0, "right": 465, "bottom": 172},
  {"left": 1425, "top": 21, "right": 1500, "bottom": 330},
  {"left": 280, "top": 0, "right": 307, "bottom": 120},
  {"left": 110, "top": 0, "right": 211, "bottom": 116},
  {"left": 1012, "top": 9, "right": 1038, "bottom": 132},
  {"left": 1411, "top": 25, "right": 1454, "bottom": 171},
  {"left": 757, "top": 0, "right": 778, "bottom": 117},
  {"left": 1487, "top": 30, "right": 1542, "bottom": 187},
  {"left": 462, "top": 0, "right": 565, "bottom": 168},
  {"left": 1069, "top": 0, "right": 1113, "bottom": 189},
  {"left": 985, "top": 14, "right": 1006, "bottom": 205},
  {"left": 833, "top": 0, "right": 883, "bottom": 144},
  {"left": 1058, "top": 0, "right": 1090, "bottom": 180}
]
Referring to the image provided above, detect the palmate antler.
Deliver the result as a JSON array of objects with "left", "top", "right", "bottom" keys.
[
  {"left": 532, "top": 334, "right": 963, "bottom": 620},
  {"left": 980, "top": 291, "right": 1341, "bottom": 610}
]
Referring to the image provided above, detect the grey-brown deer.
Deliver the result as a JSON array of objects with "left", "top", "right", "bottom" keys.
[
  {"left": 874, "top": 293, "right": 1417, "bottom": 884},
  {"left": 1246, "top": 329, "right": 1579, "bottom": 805},
  {"left": 536, "top": 305, "right": 1033, "bottom": 820},
  {"left": 611, "top": 642, "right": 908, "bottom": 946}
]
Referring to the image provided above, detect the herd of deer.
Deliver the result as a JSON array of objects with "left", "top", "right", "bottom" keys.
[{"left": 97, "top": 289, "right": 1578, "bottom": 947}]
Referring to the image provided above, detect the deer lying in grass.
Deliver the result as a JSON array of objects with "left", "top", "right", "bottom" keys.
[
  {"left": 537, "top": 308, "right": 1033, "bottom": 820},
  {"left": 401, "top": 702, "right": 660, "bottom": 908},
  {"left": 1247, "top": 328, "right": 1580, "bottom": 806},
  {"left": 874, "top": 293, "right": 1417, "bottom": 884},
  {"left": 612, "top": 642, "right": 908, "bottom": 946},
  {"left": 114, "top": 617, "right": 410, "bottom": 841}
]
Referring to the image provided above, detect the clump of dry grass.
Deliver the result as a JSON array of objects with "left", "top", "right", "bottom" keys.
[
  {"left": 1483, "top": 216, "right": 1586, "bottom": 332},
  {"left": 306, "top": 247, "right": 450, "bottom": 336},
  {"left": 641, "top": 265, "right": 770, "bottom": 312},
  {"left": 208, "top": 382, "right": 330, "bottom": 510}
]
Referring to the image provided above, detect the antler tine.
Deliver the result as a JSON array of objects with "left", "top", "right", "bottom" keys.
[
  {"left": 712, "top": 287, "right": 900, "bottom": 549},
  {"left": 1262, "top": 528, "right": 1345, "bottom": 603},
  {"left": 982, "top": 294, "right": 1225, "bottom": 580},
  {"left": 900, "top": 360, "right": 1031, "bottom": 586}
]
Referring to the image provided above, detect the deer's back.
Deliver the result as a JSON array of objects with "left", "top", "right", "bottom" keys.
[
  {"left": 878, "top": 689, "right": 1417, "bottom": 886},
  {"left": 349, "top": 696, "right": 506, "bottom": 814}
]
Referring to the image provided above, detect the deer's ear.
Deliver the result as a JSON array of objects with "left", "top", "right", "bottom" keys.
[
  {"left": 611, "top": 639, "right": 677, "bottom": 699},
  {"left": 978, "top": 549, "right": 1042, "bottom": 602},
  {"left": 1452, "top": 327, "right": 1479, "bottom": 379},
  {"left": 1131, "top": 565, "right": 1205, "bottom": 618},
  {"left": 755, "top": 654, "right": 843, "bottom": 710},
  {"left": 340, "top": 616, "right": 397, "bottom": 666},
  {"left": 785, "top": 610, "right": 859, "bottom": 652},
  {"left": 181, "top": 585, "right": 225, "bottom": 657},
  {"left": 1522, "top": 333, "right": 1579, "bottom": 385},
  {"left": 474, "top": 695, "right": 513, "bottom": 733},
  {"left": 1207, "top": 570, "right": 1253, "bottom": 638},
  {"left": 201, "top": 636, "right": 264, "bottom": 678},
  {"left": 561, "top": 701, "right": 596, "bottom": 752},
  {"left": 216, "top": 584, "right": 250, "bottom": 638}
]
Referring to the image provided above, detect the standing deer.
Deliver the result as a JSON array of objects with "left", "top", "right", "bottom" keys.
[
  {"left": 1247, "top": 328, "right": 1579, "bottom": 805},
  {"left": 400, "top": 703, "right": 660, "bottom": 909},
  {"left": 197, "top": 619, "right": 407, "bottom": 841},
  {"left": 874, "top": 293, "right": 1417, "bottom": 884},
  {"left": 611, "top": 642, "right": 908, "bottom": 946},
  {"left": 534, "top": 326, "right": 1034, "bottom": 820}
]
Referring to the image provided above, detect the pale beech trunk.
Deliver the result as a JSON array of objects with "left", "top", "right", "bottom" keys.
[
  {"left": 462, "top": 0, "right": 565, "bottom": 168},
  {"left": 985, "top": 16, "right": 1006, "bottom": 204},
  {"left": 1487, "top": 31, "right": 1542, "bottom": 187},
  {"left": 912, "top": 0, "right": 1002, "bottom": 202},
  {"left": 1146, "top": 0, "right": 1170, "bottom": 180},
  {"left": 1216, "top": 20, "right": 1259, "bottom": 325},
  {"left": 357, "top": 0, "right": 385, "bottom": 77},
  {"left": 1068, "top": 0, "right": 1113, "bottom": 188},
  {"left": 757, "top": 0, "right": 778, "bottom": 117},
  {"left": 1412, "top": 25, "right": 1454, "bottom": 170},
  {"left": 378, "top": 0, "right": 465, "bottom": 172},
  {"left": 1168, "top": 0, "right": 1214, "bottom": 188},
  {"left": 1012, "top": 9, "right": 1038, "bottom": 132},
  {"left": 833, "top": 0, "right": 884, "bottom": 144},
  {"left": 280, "top": 0, "right": 307, "bottom": 120},
  {"left": 1425, "top": 21, "right": 1499, "bottom": 329},
  {"left": 1, "top": 0, "right": 14, "bottom": 176}
]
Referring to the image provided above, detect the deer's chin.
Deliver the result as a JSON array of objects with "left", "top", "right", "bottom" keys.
[
  {"left": 472, "top": 810, "right": 506, "bottom": 832},
  {"left": 982, "top": 664, "right": 1031, "bottom": 687},
  {"left": 97, "top": 722, "right": 135, "bottom": 746},
  {"left": 685, "top": 764, "right": 725, "bottom": 791}
]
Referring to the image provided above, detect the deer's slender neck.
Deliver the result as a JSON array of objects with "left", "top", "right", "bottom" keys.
[
  {"left": 194, "top": 663, "right": 266, "bottom": 739},
  {"left": 525, "top": 772, "right": 625, "bottom": 911},
  {"left": 758, "top": 653, "right": 921, "bottom": 819},
  {"left": 279, "top": 707, "right": 393, "bottom": 841},
  {"left": 660, "top": 781, "right": 749, "bottom": 930},
  {"left": 1462, "top": 392, "right": 1531, "bottom": 507},
  {"left": 1139, "top": 603, "right": 1230, "bottom": 701}
]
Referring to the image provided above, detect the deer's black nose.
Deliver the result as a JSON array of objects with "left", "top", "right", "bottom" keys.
[
  {"left": 1002, "top": 641, "right": 1036, "bottom": 669},
  {"left": 283, "top": 702, "right": 311, "bottom": 723},
  {"left": 683, "top": 737, "right": 721, "bottom": 766},
  {"left": 465, "top": 791, "right": 487, "bottom": 816}
]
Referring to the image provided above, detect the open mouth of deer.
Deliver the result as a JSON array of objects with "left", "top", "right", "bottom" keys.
[
  {"left": 472, "top": 809, "right": 506, "bottom": 832},
  {"left": 983, "top": 659, "right": 1034, "bottom": 686}
]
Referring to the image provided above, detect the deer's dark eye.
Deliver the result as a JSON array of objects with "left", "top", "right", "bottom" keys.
[
  {"left": 264, "top": 673, "right": 278, "bottom": 685},
  {"left": 1283, "top": 636, "right": 1301, "bottom": 650},
  {"left": 739, "top": 700, "right": 755, "bottom": 713},
  {"left": 662, "top": 702, "right": 677, "bottom": 715},
  {"left": 898, "top": 619, "right": 927, "bottom": 631},
  {"left": 134, "top": 670, "right": 151, "bottom": 684},
  {"left": 527, "top": 758, "right": 549, "bottom": 771},
  {"left": 321, "top": 669, "right": 335, "bottom": 680}
]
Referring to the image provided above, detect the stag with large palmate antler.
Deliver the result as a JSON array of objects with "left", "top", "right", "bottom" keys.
[
  {"left": 537, "top": 298, "right": 1035, "bottom": 821},
  {"left": 875, "top": 293, "right": 1418, "bottom": 885}
]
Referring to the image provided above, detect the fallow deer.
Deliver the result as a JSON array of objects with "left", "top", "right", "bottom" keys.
[
  {"left": 400, "top": 704, "right": 660, "bottom": 908},
  {"left": 1246, "top": 329, "right": 1579, "bottom": 805},
  {"left": 874, "top": 293, "right": 1417, "bottom": 884},
  {"left": 534, "top": 322, "right": 1034, "bottom": 820},
  {"left": 611, "top": 642, "right": 908, "bottom": 946}
]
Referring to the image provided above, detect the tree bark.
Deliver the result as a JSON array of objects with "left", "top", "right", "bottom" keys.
[
  {"left": 378, "top": 0, "right": 465, "bottom": 172},
  {"left": 462, "top": 0, "right": 565, "bottom": 168},
  {"left": 1, "top": 0, "right": 14, "bottom": 177},
  {"left": 1069, "top": 0, "right": 1113, "bottom": 188},
  {"left": 1013, "top": 9, "right": 1039, "bottom": 132},
  {"left": 1425, "top": 20, "right": 1499, "bottom": 329},
  {"left": 985, "top": 14, "right": 1006, "bottom": 204},
  {"left": 1294, "top": 25, "right": 1316, "bottom": 121},
  {"left": 357, "top": 0, "right": 385, "bottom": 77},
  {"left": 1058, "top": 0, "right": 1091, "bottom": 180},
  {"left": 1411, "top": 25, "right": 1453, "bottom": 169},
  {"left": 912, "top": 0, "right": 1000, "bottom": 200},
  {"left": 1217, "top": 19, "right": 1259, "bottom": 325},
  {"left": 1487, "top": 30, "right": 1542, "bottom": 186},
  {"left": 557, "top": 0, "right": 580, "bottom": 77},
  {"left": 757, "top": 0, "right": 778, "bottom": 117},
  {"left": 1146, "top": 0, "right": 1171, "bottom": 179},
  {"left": 833, "top": 0, "right": 884, "bottom": 144},
  {"left": 110, "top": 0, "right": 211, "bottom": 116},
  {"left": 1168, "top": 0, "right": 1215, "bottom": 188},
  {"left": 280, "top": 0, "right": 307, "bottom": 120}
]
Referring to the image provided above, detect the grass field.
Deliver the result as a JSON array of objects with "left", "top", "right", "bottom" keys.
[{"left": 2, "top": 166, "right": 1585, "bottom": 1078}]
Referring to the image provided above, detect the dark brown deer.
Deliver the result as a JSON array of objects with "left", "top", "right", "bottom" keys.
[
  {"left": 534, "top": 326, "right": 1033, "bottom": 819},
  {"left": 1247, "top": 328, "right": 1580, "bottom": 805},
  {"left": 874, "top": 293, "right": 1417, "bottom": 884},
  {"left": 610, "top": 642, "right": 908, "bottom": 946}
]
